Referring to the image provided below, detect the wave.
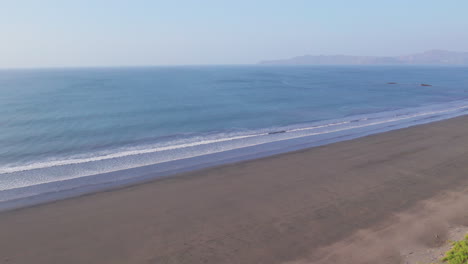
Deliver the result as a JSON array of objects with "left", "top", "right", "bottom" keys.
[
  {"left": 1, "top": 101, "right": 468, "bottom": 176},
  {"left": 0, "top": 120, "right": 353, "bottom": 174}
]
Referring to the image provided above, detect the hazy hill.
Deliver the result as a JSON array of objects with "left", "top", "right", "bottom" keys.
[{"left": 259, "top": 50, "right": 468, "bottom": 65}]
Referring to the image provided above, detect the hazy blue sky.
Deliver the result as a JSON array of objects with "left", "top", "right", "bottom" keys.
[{"left": 2, "top": 0, "right": 468, "bottom": 68}]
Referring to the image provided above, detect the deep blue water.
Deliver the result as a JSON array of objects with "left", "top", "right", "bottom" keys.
[{"left": 1, "top": 65, "right": 468, "bottom": 208}]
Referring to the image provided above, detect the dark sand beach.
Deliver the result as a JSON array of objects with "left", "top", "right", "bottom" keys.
[{"left": 1, "top": 116, "right": 468, "bottom": 264}]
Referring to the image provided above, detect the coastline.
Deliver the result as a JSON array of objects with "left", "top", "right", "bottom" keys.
[
  {"left": 1, "top": 116, "right": 468, "bottom": 263},
  {"left": 2, "top": 98, "right": 468, "bottom": 211}
]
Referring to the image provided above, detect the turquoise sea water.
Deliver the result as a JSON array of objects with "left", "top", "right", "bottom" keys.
[{"left": 1, "top": 65, "right": 468, "bottom": 208}]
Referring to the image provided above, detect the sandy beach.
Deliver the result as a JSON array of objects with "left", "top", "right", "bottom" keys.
[{"left": 1, "top": 116, "right": 468, "bottom": 264}]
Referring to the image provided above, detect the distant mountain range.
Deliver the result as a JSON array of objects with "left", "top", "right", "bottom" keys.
[{"left": 259, "top": 50, "right": 468, "bottom": 65}]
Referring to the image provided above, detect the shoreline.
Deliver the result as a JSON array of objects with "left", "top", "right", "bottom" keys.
[
  {"left": 1, "top": 116, "right": 468, "bottom": 263},
  {"left": 2, "top": 99, "right": 468, "bottom": 211}
]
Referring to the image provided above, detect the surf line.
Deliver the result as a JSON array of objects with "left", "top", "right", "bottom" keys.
[{"left": 1, "top": 104, "right": 467, "bottom": 175}]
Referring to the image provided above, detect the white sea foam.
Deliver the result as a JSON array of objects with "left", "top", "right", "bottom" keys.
[
  {"left": 1, "top": 102, "right": 467, "bottom": 177},
  {"left": 0, "top": 119, "right": 358, "bottom": 175},
  {"left": 0, "top": 133, "right": 267, "bottom": 174}
]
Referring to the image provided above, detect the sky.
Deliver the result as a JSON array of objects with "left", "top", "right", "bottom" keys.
[{"left": 1, "top": 0, "right": 468, "bottom": 68}]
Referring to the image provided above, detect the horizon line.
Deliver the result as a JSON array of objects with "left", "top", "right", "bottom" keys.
[{"left": 3, "top": 64, "right": 468, "bottom": 71}]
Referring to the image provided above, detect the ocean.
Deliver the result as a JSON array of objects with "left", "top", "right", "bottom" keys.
[{"left": 1, "top": 65, "right": 468, "bottom": 209}]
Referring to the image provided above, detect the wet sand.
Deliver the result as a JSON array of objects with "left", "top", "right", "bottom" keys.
[{"left": 1, "top": 116, "right": 468, "bottom": 264}]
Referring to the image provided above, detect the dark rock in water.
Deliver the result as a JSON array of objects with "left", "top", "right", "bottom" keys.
[
  {"left": 420, "top": 84, "right": 432, "bottom": 87},
  {"left": 387, "top": 82, "right": 397, "bottom": 84},
  {"left": 268, "top": 130, "right": 286, "bottom": 135}
]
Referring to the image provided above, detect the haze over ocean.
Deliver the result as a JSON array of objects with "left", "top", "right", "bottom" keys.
[{"left": 2, "top": 1, "right": 468, "bottom": 68}]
